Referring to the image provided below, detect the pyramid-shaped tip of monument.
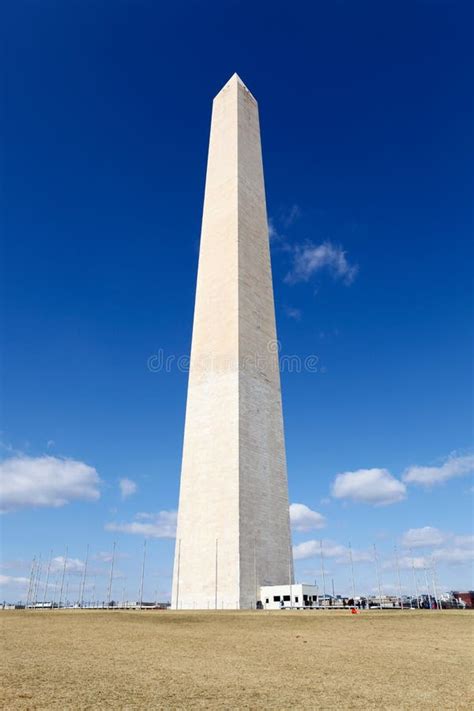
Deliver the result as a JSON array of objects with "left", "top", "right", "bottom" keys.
[
  {"left": 214, "top": 73, "right": 257, "bottom": 102},
  {"left": 230, "top": 72, "right": 245, "bottom": 85},
  {"left": 229, "top": 73, "right": 253, "bottom": 93}
]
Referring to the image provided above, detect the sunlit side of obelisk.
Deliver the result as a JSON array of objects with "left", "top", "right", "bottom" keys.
[{"left": 172, "top": 74, "right": 292, "bottom": 609}]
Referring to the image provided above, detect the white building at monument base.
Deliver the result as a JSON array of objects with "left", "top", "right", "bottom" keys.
[{"left": 260, "top": 584, "right": 320, "bottom": 610}]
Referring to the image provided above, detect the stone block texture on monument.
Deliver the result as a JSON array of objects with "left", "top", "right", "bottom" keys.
[{"left": 172, "top": 74, "right": 292, "bottom": 610}]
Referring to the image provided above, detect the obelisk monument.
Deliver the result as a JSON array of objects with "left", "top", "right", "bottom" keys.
[{"left": 172, "top": 74, "right": 292, "bottom": 609}]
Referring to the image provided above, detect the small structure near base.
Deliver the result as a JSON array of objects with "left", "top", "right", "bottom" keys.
[{"left": 260, "top": 584, "right": 321, "bottom": 610}]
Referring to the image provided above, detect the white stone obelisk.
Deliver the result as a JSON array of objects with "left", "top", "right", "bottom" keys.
[{"left": 172, "top": 74, "right": 292, "bottom": 610}]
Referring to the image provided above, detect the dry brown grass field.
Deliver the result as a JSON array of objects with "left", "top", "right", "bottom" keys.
[{"left": 1, "top": 609, "right": 473, "bottom": 710}]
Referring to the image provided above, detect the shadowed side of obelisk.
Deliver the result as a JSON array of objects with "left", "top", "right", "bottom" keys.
[{"left": 236, "top": 80, "right": 293, "bottom": 608}]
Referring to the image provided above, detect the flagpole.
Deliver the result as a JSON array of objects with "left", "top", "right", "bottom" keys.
[
  {"left": 33, "top": 554, "right": 42, "bottom": 606},
  {"left": 373, "top": 544, "right": 382, "bottom": 610},
  {"left": 410, "top": 549, "right": 420, "bottom": 609},
  {"left": 107, "top": 541, "right": 116, "bottom": 607},
  {"left": 431, "top": 558, "right": 441, "bottom": 612},
  {"left": 43, "top": 550, "right": 53, "bottom": 608},
  {"left": 80, "top": 544, "right": 89, "bottom": 608},
  {"left": 139, "top": 540, "right": 147, "bottom": 609},
  {"left": 59, "top": 546, "right": 68, "bottom": 609},
  {"left": 395, "top": 546, "right": 404, "bottom": 610},
  {"left": 26, "top": 556, "right": 36, "bottom": 608},
  {"left": 349, "top": 542, "right": 356, "bottom": 602},
  {"left": 320, "top": 540, "right": 326, "bottom": 608},
  {"left": 288, "top": 540, "right": 293, "bottom": 609}
]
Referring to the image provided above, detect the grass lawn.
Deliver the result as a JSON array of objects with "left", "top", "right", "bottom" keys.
[{"left": 1, "top": 609, "right": 472, "bottom": 709}]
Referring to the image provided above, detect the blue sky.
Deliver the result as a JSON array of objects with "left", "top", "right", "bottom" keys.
[{"left": 1, "top": 0, "right": 473, "bottom": 603}]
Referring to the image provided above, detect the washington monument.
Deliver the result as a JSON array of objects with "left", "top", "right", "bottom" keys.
[{"left": 172, "top": 74, "right": 292, "bottom": 609}]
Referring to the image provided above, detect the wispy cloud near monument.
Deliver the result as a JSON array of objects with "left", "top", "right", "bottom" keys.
[{"left": 285, "top": 240, "right": 358, "bottom": 285}]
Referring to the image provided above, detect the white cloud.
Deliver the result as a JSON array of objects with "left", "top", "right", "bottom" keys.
[
  {"left": 350, "top": 549, "right": 374, "bottom": 563},
  {"left": 453, "top": 534, "right": 474, "bottom": 547},
  {"left": 0, "top": 575, "right": 30, "bottom": 595},
  {"left": 331, "top": 468, "right": 406, "bottom": 506},
  {"left": 94, "top": 551, "right": 114, "bottom": 563},
  {"left": 0, "top": 455, "right": 100, "bottom": 512},
  {"left": 322, "top": 541, "right": 350, "bottom": 558},
  {"left": 282, "top": 204, "right": 301, "bottom": 227},
  {"left": 383, "top": 553, "right": 442, "bottom": 571},
  {"left": 50, "top": 556, "right": 85, "bottom": 575},
  {"left": 268, "top": 219, "right": 278, "bottom": 241},
  {"left": 292, "top": 540, "right": 317, "bottom": 561},
  {"left": 119, "top": 478, "right": 137, "bottom": 499},
  {"left": 397, "top": 555, "right": 429, "bottom": 571},
  {"left": 0, "top": 558, "right": 29, "bottom": 571},
  {"left": 290, "top": 503, "right": 325, "bottom": 531},
  {"left": 395, "top": 529, "right": 474, "bottom": 567},
  {"left": 401, "top": 527, "right": 447, "bottom": 548},
  {"left": 0, "top": 575, "right": 30, "bottom": 587},
  {"left": 285, "top": 241, "right": 358, "bottom": 286},
  {"left": 432, "top": 547, "right": 474, "bottom": 566},
  {"left": 268, "top": 205, "right": 301, "bottom": 244},
  {"left": 403, "top": 453, "right": 474, "bottom": 487},
  {"left": 284, "top": 306, "right": 302, "bottom": 321},
  {"left": 93, "top": 550, "right": 129, "bottom": 564},
  {"left": 105, "top": 510, "right": 177, "bottom": 539},
  {"left": 292, "top": 539, "right": 371, "bottom": 563}
]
